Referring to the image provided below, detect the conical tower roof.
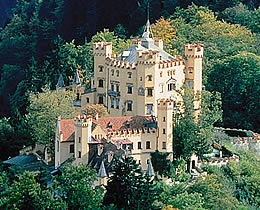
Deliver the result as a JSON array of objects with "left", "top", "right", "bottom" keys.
[
  {"left": 142, "top": 19, "right": 153, "bottom": 39},
  {"left": 146, "top": 159, "right": 155, "bottom": 177},
  {"left": 56, "top": 73, "right": 65, "bottom": 88},
  {"left": 72, "top": 69, "right": 81, "bottom": 85},
  {"left": 97, "top": 161, "right": 107, "bottom": 178}
]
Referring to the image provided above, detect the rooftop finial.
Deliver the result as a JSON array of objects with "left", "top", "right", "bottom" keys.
[{"left": 142, "top": 1, "right": 153, "bottom": 40}]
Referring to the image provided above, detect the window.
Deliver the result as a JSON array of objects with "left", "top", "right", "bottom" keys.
[
  {"left": 79, "top": 137, "right": 81, "bottom": 143},
  {"left": 140, "top": 77, "right": 142, "bottom": 81},
  {"left": 128, "top": 72, "right": 132, "bottom": 78},
  {"left": 70, "top": 144, "right": 74, "bottom": 153},
  {"left": 128, "top": 86, "right": 132, "bottom": 94},
  {"left": 188, "top": 67, "right": 193, "bottom": 73},
  {"left": 76, "top": 93, "right": 80, "bottom": 100},
  {"left": 111, "top": 97, "right": 114, "bottom": 108},
  {"left": 127, "top": 101, "right": 132, "bottom": 111},
  {"left": 147, "top": 75, "right": 152, "bottom": 81},
  {"left": 57, "top": 141, "right": 59, "bottom": 152},
  {"left": 188, "top": 81, "right": 193, "bottom": 88},
  {"left": 116, "top": 84, "right": 120, "bottom": 92},
  {"left": 78, "top": 151, "right": 81, "bottom": 158},
  {"left": 163, "top": 129, "right": 166, "bottom": 134},
  {"left": 146, "top": 141, "right": 151, "bottom": 149},
  {"left": 138, "top": 142, "right": 142, "bottom": 149},
  {"left": 116, "top": 70, "right": 119, "bottom": 77},
  {"left": 86, "top": 97, "right": 89, "bottom": 103},
  {"left": 116, "top": 98, "right": 119, "bottom": 109},
  {"left": 159, "top": 84, "right": 163, "bottom": 93},
  {"left": 147, "top": 104, "right": 153, "bottom": 114},
  {"left": 168, "top": 82, "right": 176, "bottom": 91},
  {"left": 162, "top": 142, "right": 166, "bottom": 149},
  {"left": 111, "top": 83, "right": 114, "bottom": 91},
  {"left": 98, "top": 79, "right": 104, "bottom": 88},
  {"left": 111, "top": 69, "right": 114, "bottom": 76},
  {"left": 99, "top": 65, "right": 104, "bottom": 72},
  {"left": 147, "top": 88, "right": 153, "bottom": 96},
  {"left": 160, "top": 72, "right": 162, "bottom": 77},
  {"left": 163, "top": 117, "right": 166, "bottom": 122},
  {"left": 98, "top": 96, "right": 103, "bottom": 104}
]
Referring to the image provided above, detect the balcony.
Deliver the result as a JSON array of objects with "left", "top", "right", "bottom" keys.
[
  {"left": 107, "top": 90, "right": 120, "bottom": 97},
  {"left": 85, "top": 88, "right": 96, "bottom": 94}
]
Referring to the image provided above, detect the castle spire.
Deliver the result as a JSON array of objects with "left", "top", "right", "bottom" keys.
[
  {"left": 146, "top": 159, "right": 155, "bottom": 177},
  {"left": 97, "top": 161, "right": 108, "bottom": 177},
  {"left": 142, "top": 19, "right": 153, "bottom": 39},
  {"left": 72, "top": 69, "right": 81, "bottom": 85},
  {"left": 56, "top": 73, "right": 65, "bottom": 89}
]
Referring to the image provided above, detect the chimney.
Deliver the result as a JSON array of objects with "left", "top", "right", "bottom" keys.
[{"left": 97, "top": 144, "right": 103, "bottom": 156}]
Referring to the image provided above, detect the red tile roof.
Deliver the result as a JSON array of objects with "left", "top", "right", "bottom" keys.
[
  {"left": 60, "top": 119, "right": 75, "bottom": 142},
  {"left": 112, "top": 138, "right": 132, "bottom": 145},
  {"left": 59, "top": 116, "right": 154, "bottom": 142},
  {"left": 94, "top": 116, "right": 152, "bottom": 131}
]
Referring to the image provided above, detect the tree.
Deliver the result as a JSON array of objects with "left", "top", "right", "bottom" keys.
[
  {"left": 81, "top": 104, "right": 109, "bottom": 118},
  {"left": 151, "top": 17, "right": 177, "bottom": 55},
  {"left": 0, "top": 171, "right": 66, "bottom": 209},
  {"left": 208, "top": 52, "right": 260, "bottom": 132},
  {"left": 26, "top": 87, "right": 76, "bottom": 155},
  {"left": 53, "top": 164, "right": 104, "bottom": 210},
  {"left": 188, "top": 174, "right": 240, "bottom": 209},
  {"left": 103, "top": 157, "right": 158, "bottom": 209}
]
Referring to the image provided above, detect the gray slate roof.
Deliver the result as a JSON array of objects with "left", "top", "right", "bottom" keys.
[
  {"left": 56, "top": 73, "right": 65, "bottom": 88},
  {"left": 3, "top": 154, "right": 39, "bottom": 165},
  {"left": 146, "top": 159, "right": 155, "bottom": 177},
  {"left": 97, "top": 160, "right": 107, "bottom": 177}
]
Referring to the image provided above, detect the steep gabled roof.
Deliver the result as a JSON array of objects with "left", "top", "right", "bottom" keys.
[
  {"left": 72, "top": 69, "right": 81, "bottom": 85},
  {"left": 97, "top": 160, "right": 108, "bottom": 177},
  {"left": 146, "top": 159, "right": 155, "bottom": 177},
  {"left": 60, "top": 119, "right": 75, "bottom": 142}
]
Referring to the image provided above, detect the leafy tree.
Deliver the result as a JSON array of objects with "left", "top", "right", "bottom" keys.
[
  {"left": 53, "top": 164, "right": 104, "bottom": 210},
  {"left": 103, "top": 157, "right": 158, "bottom": 209},
  {"left": 208, "top": 52, "right": 260, "bottom": 132},
  {"left": 81, "top": 104, "right": 109, "bottom": 118},
  {"left": 0, "top": 171, "right": 66, "bottom": 209},
  {"left": 151, "top": 151, "right": 174, "bottom": 177},
  {"left": 27, "top": 87, "right": 76, "bottom": 155},
  {"left": 151, "top": 17, "right": 177, "bottom": 54},
  {"left": 188, "top": 174, "right": 240, "bottom": 209}
]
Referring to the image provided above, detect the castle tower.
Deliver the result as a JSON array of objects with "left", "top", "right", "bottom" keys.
[
  {"left": 156, "top": 99, "right": 175, "bottom": 155},
  {"left": 92, "top": 42, "right": 112, "bottom": 106},
  {"left": 56, "top": 73, "right": 66, "bottom": 90},
  {"left": 184, "top": 44, "right": 204, "bottom": 112},
  {"left": 72, "top": 69, "right": 82, "bottom": 101},
  {"left": 74, "top": 115, "right": 92, "bottom": 164}
]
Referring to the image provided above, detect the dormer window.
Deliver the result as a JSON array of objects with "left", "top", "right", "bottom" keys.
[
  {"left": 107, "top": 121, "right": 113, "bottom": 129},
  {"left": 125, "top": 121, "right": 130, "bottom": 128}
]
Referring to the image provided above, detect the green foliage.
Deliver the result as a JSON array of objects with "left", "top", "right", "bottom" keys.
[
  {"left": 26, "top": 87, "right": 76, "bottom": 154},
  {"left": 0, "top": 118, "right": 31, "bottom": 160},
  {"left": 0, "top": 171, "right": 67, "bottom": 209},
  {"left": 188, "top": 174, "right": 240, "bottom": 209},
  {"left": 91, "top": 29, "right": 132, "bottom": 54},
  {"left": 103, "top": 157, "right": 158, "bottom": 209},
  {"left": 151, "top": 151, "right": 174, "bottom": 177},
  {"left": 53, "top": 164, "right": 104, "bottom": 210},
  {"left": 208, "top": 52, "right": 260, "bottom": 132}
]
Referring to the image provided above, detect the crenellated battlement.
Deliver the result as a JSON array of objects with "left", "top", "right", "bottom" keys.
[
  {"left": 74, "top": 115, "right": 93, "bottom": 127},
  {"left": 93, "top": 41, "right": 112, "bottom": 57},
  {"left": 107, "top": 58, "right": 136, "bottom": 69},
  {"left": 158, "top": 58, "right": 185, "bottom": 69},
  {"left": 184, "top": 43, "right": 204, "bottom": 58},
  {"left": 136, "top": 50, "right": 160, "bottom": 64},
  {"left": 108, "top": 127, "right": 156, "bottom": 137}
]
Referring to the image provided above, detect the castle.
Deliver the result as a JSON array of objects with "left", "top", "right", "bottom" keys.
[{"left": 55, "top": 20, "right": 203, "bottom": 174}]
